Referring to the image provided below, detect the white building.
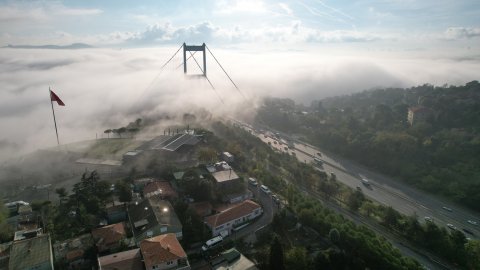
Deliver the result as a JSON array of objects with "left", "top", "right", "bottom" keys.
[{"left": 205, "top": 200, "right": 262, "bottom": 237}]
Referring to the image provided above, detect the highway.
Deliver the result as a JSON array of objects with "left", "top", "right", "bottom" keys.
[{"left": 245, "top": 124, "right": 480, "bottom": 241}]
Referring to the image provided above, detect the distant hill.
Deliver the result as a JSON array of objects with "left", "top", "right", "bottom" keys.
[{"left": 3, "top": 43, "right": 93, "bottom": 49}]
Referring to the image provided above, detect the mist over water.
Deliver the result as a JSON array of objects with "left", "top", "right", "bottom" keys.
[{"left": 0, "top": 46, "right": 479, "bottom": 161}]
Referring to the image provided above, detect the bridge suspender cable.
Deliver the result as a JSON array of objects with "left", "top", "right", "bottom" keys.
[
  {"left": 206, "top": 45, "right": 246, "bottom": 99},
  {"left": 144, "top": 44, "right": 184, "bottom": 92},
  {"left": 188, "top": 51, "right": 225, "bottom": 104}
]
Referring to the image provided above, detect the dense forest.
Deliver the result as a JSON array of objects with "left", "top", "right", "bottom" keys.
[{"left": 256, "top": 81, "right": 480, "bottom": 211}]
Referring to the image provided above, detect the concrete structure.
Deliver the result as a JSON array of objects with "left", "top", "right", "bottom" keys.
[
  {"left": 98, "top": 248, "right": 143, "bottom": 270},
  {"left": 140, "top": 233, "right": 190, "bottom": 270},
  {"left": 106, "top": 203, "right": 128, "bottom": 224},
  {"left": 128, "top": 196, "right": 183, "bottom": 244},
  {"left": 222, "top": 152, "right": 234, "bottom": 163},
  {"left": 408, "top": 106, "right": 433, "bottom": 125},
  {"left": 9, "top": 234, "right": 54, "bottom": 270},
  {"left": 211, "top": 248, "right": 257, "bottom": 270},
  {"left": 205, "top": 200, "right": 262, "bottom": 237},
  {"left": 91, "top": 222, "right": 127, "bottom": 253}
]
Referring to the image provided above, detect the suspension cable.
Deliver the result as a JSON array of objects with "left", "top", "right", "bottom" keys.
[
  {"left": 189, "top": 51, "right": 224, "bottom": 104},
  {"left": 206, "top": 45, "right": 246, "bottom": 99}
]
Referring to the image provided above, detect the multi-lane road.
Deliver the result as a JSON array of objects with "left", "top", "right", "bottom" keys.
[{"left": 246, "top": 124, "right": 480, "bottom": 240}]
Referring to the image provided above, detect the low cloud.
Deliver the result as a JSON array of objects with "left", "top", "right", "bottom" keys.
[
  {"left": 0, "top": 46, "right": 478, "bottom": 162},
  {"left": 444, "top": 27, "right": 480, "bottom": 40}
]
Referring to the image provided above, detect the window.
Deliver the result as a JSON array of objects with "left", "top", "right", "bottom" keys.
[{"left": 160, "top": 226, "right": 167, "bottom": 233}]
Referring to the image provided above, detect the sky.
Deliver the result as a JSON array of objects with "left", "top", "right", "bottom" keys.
[{"left": 0, "top": 0, "right": 479, "bottom": 160}]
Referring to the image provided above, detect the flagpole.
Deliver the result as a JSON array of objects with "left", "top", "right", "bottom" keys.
[{"left": 49, "top": 87, "right": 60, "bottom": 145}]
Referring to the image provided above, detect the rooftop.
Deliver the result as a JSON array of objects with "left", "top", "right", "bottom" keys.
[
  {"left": 128, "top": 197, "right": 181, "bottom": 236},
  {"left": 205, "top": 200, "right": 261, "bottom": 228},
  {"left": 212, "top": 169, "right": 240, "bottom": 183},
  {"left": 140, "top": 233, "right": 187, "bottom": 269},
  {"left": 9, "top": 234, "right": 53, "bottom": 270},
  {"left": 98, "top": 248, "right": 143, "bottom": 270},
  {"left": 143, "top": 181, "right": 177, "bottom": 199},
  {"left": 91, "top": 222, "right": 126, "bottom": 250}
]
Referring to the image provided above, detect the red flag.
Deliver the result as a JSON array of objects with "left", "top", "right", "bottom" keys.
[{"left": 50, "top": 90, "right": 65, "bottom": 106}]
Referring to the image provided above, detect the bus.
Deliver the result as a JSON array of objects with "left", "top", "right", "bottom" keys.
[{"left": 201, "top": 236, "right": 223, "bottom": 251}]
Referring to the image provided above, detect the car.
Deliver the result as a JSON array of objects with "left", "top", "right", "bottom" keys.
[
  {"left": 447, "top": 223, "right": 457, "bottom": 230},
  {"left": 260, "top": 185, "right": 271, "bottom": 195},
  {"left": 273, "top": 141, "right": 277, "bottom": 144},
  {"left": 462, "top": 228, "right": 475, "bottom": 235},
  {"left": 442, "top": 206, "right": 453, "bottom": 212},
  {"left": 361, "top": 178, "right": 370, "bottom": 186},
  {"left": 424, "top": 216, "right": 433, "bottom": 222},
  {"left": 467, "top": 220, "right": 478, "bottom": 226},
  {"left": 272, "top": 194, "right": 280, "bottom": 204},
  {"left": 248, "top": 177, "right": 258, "bottom": 186},
  {"left": 317, "top": 152, "right": 322, "bottom": 156}
]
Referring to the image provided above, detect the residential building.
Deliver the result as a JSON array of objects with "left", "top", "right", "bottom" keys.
[
  {"left": 407, "top": 106, "right": 432, "bottom": 125},
  {"left": 9, "top": 234, "right": 54, "bottom": 270},
  {"left": 222, "top": 152, "right": 234, "bottom": 163},
  {"left": 143, "top": 181, "right": 178, "bottom": 200},
  {"left": 106, "top": 202, "right": 128, "bottom": 224},
  {"left": 212, "top": 248, "right": 257, "bottom": 270},
  {"left": 205, "top": 200, "right": 262, "bottom": 237},
  {"left": 128, "top": 196, "right": 183, "bottom": 244},
  {"left": 91, "top": 222, "right": 127, "bottom": 253},
  {"left": 53, "top": 233, "right": 94, "bottom": 269},
  {"left": 98, "top": 248, "right": 143, "bottom": 270},
  {"left": 221, "top": 190, "right": 253, "bottom": 204},
  {"left": 0, "top": 242, "right": 10, "bottom": 270},
  {"left": 207, "top": 162, "right": 242, "bottom": 189},
  {"left": 140, "top": 233, "right": 190, "bottom": 270}
]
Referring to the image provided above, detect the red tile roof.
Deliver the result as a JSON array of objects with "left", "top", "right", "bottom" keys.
[
  {"left": 91, "top": 222, "right": 126, "bottom": 252},
  {"left": 143, "top": 181, "right": 177, "bottom": 199},
  {"left": 140, "top": 233, "right": 187, "bottom": 269},
  {"left": 205, "top": 200, "right": 261, "bottom": 228},
  {"left": 65, "top": 249, "right": 84, "bottom": 261}
]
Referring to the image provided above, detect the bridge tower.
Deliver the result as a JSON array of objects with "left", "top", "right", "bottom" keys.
[{"left": 183, "top": 43, "right": 207, "bottom": 76}]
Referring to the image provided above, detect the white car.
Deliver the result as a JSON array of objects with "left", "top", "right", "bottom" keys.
[
  {"left": 467, "top": 220, "right": 478, "bottom": 226},
  {"left": 447, "top": 223, "right": 456, "bottom": 230},
  {"left": 442, "top": 206, "right": 453, "bottom": 212},
  {"left": 424, "top": 216, "right": 433, "bottom": 222}
]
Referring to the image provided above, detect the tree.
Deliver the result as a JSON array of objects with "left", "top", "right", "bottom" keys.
[
  {"left": 117, "top": 127, "right": 127, "bottom": 138},
  {"left": 465, "top": 240, "right": 480, "bottom": 269},
  {"left": 329, "top": 228, "right": 340, "bottom": 244},
  {"left": 104, "top": 129, "right": 112, "bottom": 139},
  {"left": 269, "top": 236, "right": 286, "bottom": 270},
  {"left": 347, "top": 190, "right": 365, "bottom": 211},
  {"left": 116, "top": 181, "right": 132, "bottom": 202},
  {"left": 197, "top": 147, "right": 217, "bottom": 164},
  {"left": 286, "top": 247, "right": 310, "bottom": 270}
]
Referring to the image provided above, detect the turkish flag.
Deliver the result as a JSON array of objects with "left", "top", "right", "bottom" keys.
[{"left": 50, "top": 90, "right": 65, "bottom": 106}]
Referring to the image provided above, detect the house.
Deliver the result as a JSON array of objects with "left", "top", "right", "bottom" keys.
[
  {"left": 211, "top": 248, "right": 257, "bottom": 270},
  {"left": 98, "top": 248, "right": 143, "bottom": 270},
  {"left": 0, "top": 242, "right": 11, "bottom": 270},
  {"left": 106, "top": 203, "right": 128, "bottom": 224},
  {"left": 188, "top": 202, "right": 213, "bottom": 218},
  {"left": 128, "top": 196, "right": 183, "bottom": 244},
  {"left": 91, "top": 222, "right": 127, "bottom": 253},
  {"left": 204, "top": 200, "right": 262, "bottom": 237},
  {"left": 143, "top": 181, "right": 178, "bottom": 200},
  {"left": 407, "top": 106, "right": 432, "bottom": 125},
  {"left": 13, "top": 228, "right": 42, "bottom": 241},
  {"left": 140, "top": 233, "right": 190, "bottom": 270},
  {"left": 9, "top": 234, "right": 54, "bottom": 270},
  {"left": 221, "top": 190, "right": 253, "bottom": 204},
  {"left": 222, "top": 152, "right": 234, "bottom": 163},
  {"left": 208, "top": 162, "right": 242, "bottom": 189},
  {"left": 133, "top": 177, "right": 156, "bottom": 193}
]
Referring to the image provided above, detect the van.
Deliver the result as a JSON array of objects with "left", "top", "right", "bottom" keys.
[
  {"left": 201, "top": 236, "right": 223, "bottom": 251},
  {"left": 248, "top": 177, "right": 258, "bottom": 186},
  {"left": 260, "top": 185, "right": 271, "bottom": 195}
]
